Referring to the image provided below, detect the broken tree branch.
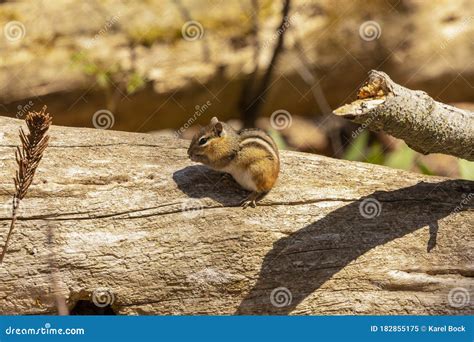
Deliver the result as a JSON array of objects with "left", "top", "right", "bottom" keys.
[{"left": 333, "top": 70, "right": 474, "bottom": 161}]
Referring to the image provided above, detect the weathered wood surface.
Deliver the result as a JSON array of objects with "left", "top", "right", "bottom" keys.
[{"left": 0, "top": 116, "right": 473, "bottom": 315}]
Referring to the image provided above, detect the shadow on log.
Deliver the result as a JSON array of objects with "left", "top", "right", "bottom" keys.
[
  {"left": 173, "top": 165, "right": 248, "bottom": 207},
  {"left": 237, "top": 180, "right": 473, "bottom": 314}
]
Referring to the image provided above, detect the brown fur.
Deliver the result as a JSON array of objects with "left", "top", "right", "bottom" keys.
[
  {"left": 188, "top": 117, "right": 280, "bottom": 205},
  {"left": 236, "top": 145, "right": 279, "bottom": 192}
]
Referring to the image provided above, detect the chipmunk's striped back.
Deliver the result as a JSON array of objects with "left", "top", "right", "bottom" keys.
[
  {"left": 218, "top": 128, "right": 281, "bottom": 196},
  {"left": 238, "top": 129, "right": 279, "bottom": 162}
]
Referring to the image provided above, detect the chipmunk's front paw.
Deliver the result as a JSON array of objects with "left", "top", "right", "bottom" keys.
[
  {"left": 240, "top": 198, "right": 257, "bottom": 209},
  {"left": 240, "top": 192, "right": 260, "bottom": 209}
]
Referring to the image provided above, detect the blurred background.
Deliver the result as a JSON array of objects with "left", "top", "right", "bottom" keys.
[{"left": 0, "top": 0, "right": 473, "bottom": 179}]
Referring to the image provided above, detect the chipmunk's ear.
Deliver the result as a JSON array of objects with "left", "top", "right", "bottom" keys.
[
  {"left": 211, "top": 116, "right": 225, "bottom": 137},
  {"left": 214, "top": 121, "right": 224, "bottom": 136},
  {"left": 210, "top": 117, "right": 224, "bottom": 136}
]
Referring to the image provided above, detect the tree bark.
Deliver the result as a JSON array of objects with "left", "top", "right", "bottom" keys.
[
  {"left": 334, "top": 70, "right": 474, "bottom": 161},
  {"left": 0, "top": 116, "right": 472, "bottom": 315}
]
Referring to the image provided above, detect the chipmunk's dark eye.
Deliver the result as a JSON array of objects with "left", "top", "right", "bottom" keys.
[{"left": 198, "top": 137, "right": 208, "bottom": 145}]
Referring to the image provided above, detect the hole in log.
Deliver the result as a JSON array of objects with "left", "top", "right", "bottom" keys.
[{"left": 70, "top": 300, "right": 116, "bottom": 315}]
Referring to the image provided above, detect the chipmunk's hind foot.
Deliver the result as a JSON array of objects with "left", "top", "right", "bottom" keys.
[{"left": 240, "top": 191, "right": 268, "bottom": 209}]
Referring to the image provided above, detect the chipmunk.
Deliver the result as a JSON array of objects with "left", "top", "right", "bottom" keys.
[{"left": 187, "top": 117, "right": 280, "bottom": 208}]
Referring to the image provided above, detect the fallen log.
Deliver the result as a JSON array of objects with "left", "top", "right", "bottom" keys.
[
  {"left": 0, "top": 116, "right": 472, "bottom": 315},
  {"left": 333, "top": 70, "right": 474, "bottom": 161}
]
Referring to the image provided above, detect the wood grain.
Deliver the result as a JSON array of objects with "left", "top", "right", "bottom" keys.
[{"left": 0, "top": 116, "right": 472, "bottom": 315}]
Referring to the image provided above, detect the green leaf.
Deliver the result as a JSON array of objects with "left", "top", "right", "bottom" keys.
[
  {"left": 344, "top": 130, "right": 369, "bottom": 161},
  {"left": 126, "top": 72, "right": 146, "bottom": 95},
  {"left": 71, "top": 51, "right": 86, "bottom": 64},
  {"left": 384, "top": 143, "right": 415, "bottom": 170},
  {"left": 459, "top": 159, "right": 474, "bottom": 180},
  {"left": 268, "top": 129, "right": 287, "bottom": 150},
  {"left": 416, "top": 160, "right": 435, "bottom": 176},
  {"left": 83, "top": 62, "right": 100, "bottom": 75},
  {"left": 96, "top": 71, "right": 109, "bottom": 88},
  {"left": 366, "top": 142, "right": 384, "bottom": 165}
]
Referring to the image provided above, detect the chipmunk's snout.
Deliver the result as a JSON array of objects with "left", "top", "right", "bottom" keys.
[{"left": 187, "top": 146, "right": 198, "bottom": 161}]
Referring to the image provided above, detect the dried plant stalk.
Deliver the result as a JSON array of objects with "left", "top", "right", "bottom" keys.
[{"left": 0, "top": 106, "right": 52, "bottom": 264}]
